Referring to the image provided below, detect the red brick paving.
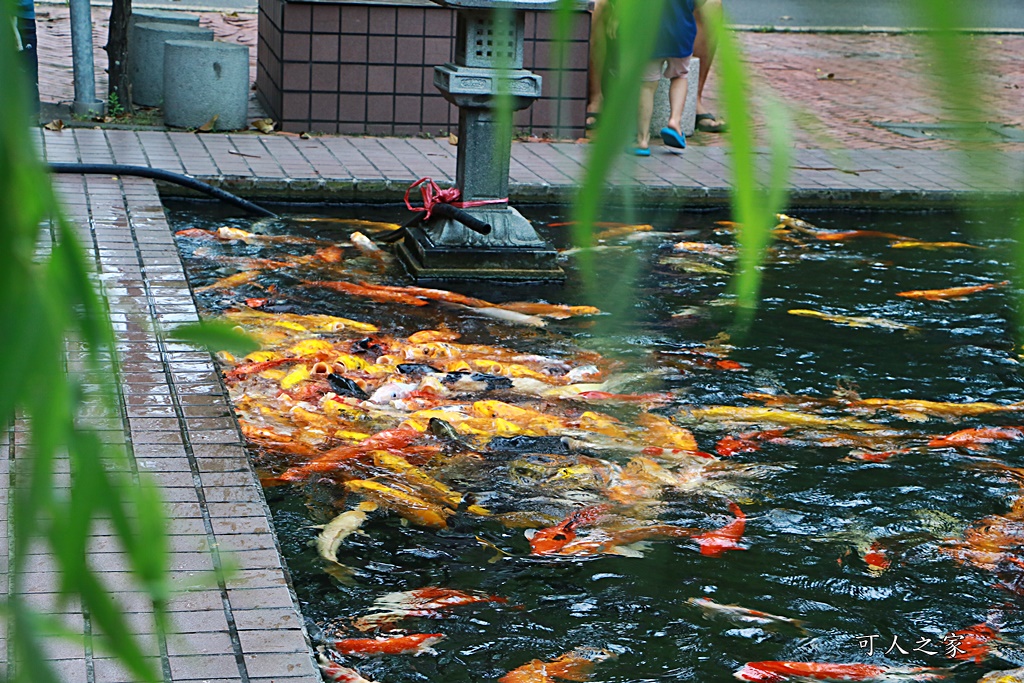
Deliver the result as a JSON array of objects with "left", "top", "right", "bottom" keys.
[
  {"left": 716, "top": 31, "right": 1024, "bottom": 150},
  {"left": 36, "top": 5, "right": 260, "bottom": 116},
  {"left": 3, "top": 170, "right": 320, "bottom": 683},
  {"left": 34, "top": 4, "right": 1024, "bottom": 152}
]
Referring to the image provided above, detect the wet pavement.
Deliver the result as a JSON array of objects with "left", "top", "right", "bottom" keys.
[{"left": 12, "top": 3, "right": 1024, "bottom": 683}]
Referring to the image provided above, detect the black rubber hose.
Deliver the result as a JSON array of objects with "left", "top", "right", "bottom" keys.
[
  {"left": 378, "top": 204, "right": 493, "bottom": 244},
  {"left": 48, "top": 163, "right": 278, "bottom": 218},
  {"left": 430, "top": 203, "right": 493, "bottom": 235},
  {"left": 378, "top": 211, "right": 425, "bottom": 243}
]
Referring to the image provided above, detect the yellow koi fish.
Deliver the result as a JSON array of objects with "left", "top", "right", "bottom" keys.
[
  {"left": 344, "top": 480, "right": 452, "bottom": 529},
  {"left": 371, "top": 451, "right": 490, "bottom": 515},
  {"left": 890, "top": 240, "right": 981, "bottom": 250},
  {"left": 788, "top": 309, "right": 918, "bottom": 332},
  {"left": 684, "top": 406, "right": 885, "bottom": 431},
  {"left": 315, "top": 501, "right": 378, "bottom": 564}
]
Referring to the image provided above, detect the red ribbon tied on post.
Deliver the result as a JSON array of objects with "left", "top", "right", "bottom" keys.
[{"left": 404, "top": 177, "right": 508, "bottom": 220}]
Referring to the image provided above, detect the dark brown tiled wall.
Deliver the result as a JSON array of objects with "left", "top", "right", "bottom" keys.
[{"left": 257, "top": 0, "right": 590, "bottom": 137}]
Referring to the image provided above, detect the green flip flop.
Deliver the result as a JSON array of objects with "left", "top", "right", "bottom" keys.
[{"left": 695, "top": 113, "right": 728, "bottom": 133}]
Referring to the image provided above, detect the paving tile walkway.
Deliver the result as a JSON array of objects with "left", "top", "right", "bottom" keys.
[
  {"left": 34, "top": 4, "right": 1024, "bottom": 151},
  {"left": 38, "top": 127, "right": 1024, "bottom": 206},
  {"left": 4, "top": 168, "right": 320, "bottom": 683}
]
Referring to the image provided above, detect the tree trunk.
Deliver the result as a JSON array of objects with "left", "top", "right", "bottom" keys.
[{"left": 104, "top": 0, "right": 133, "bottom": 114}]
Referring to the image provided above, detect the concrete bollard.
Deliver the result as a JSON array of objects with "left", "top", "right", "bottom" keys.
[
  {"left": 130, "top": 22, "right": 213, "bottom": 107},
  {"left": 128, "top": 8, "right": 199, "bottom": 35},
  {"left": 164, "top": 40, "right": 250, "bottom": 131},
  {"left": 649, "top": 56, "right": 700, "bottom": 139}
]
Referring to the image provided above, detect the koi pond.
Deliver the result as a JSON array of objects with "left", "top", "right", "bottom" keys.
[{"left": 168, "top": 201, "right": 1024, "bottom": 683}]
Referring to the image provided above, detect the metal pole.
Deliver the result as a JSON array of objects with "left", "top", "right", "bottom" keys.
[{"left": 69, "top": 0, "right": 105, "bottom": 116}]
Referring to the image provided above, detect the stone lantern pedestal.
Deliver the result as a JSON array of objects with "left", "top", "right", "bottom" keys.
[{"left": 397, "top": 0, "right": 582, "bottom": 281}]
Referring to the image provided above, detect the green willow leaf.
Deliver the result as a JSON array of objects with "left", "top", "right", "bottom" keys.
[
  {"left": 572, "top": 0, "right": 665, "bottom": 284},
  {"left": 703, "top": 7, "right": 791, "bottom": 328},
  {"left": 1, "top": 0, "right": 170, "bottom": 680},
  {"left": 167, "top": 320, "right": 261, "bottom": 355}
]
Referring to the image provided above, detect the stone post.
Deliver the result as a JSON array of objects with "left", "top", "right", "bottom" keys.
[{"left": 398, "top": 1, "right": 583, "bottom": 281}]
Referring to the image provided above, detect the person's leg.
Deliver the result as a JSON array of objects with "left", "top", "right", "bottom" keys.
[
  {"left": 665, "top": 74, "right": 689, "bottom": 136},
  {"left": 587, "top": 0, "right": 608, "bottom": 126},
  {"left": 693, "top": 0, "right": 725, "bottom": 129},
  {"left": 659, "top": 56, "right": 690, "bottom": 147},
  {"left": 636, "top": 80, "right": 659, "bottom": 151}
]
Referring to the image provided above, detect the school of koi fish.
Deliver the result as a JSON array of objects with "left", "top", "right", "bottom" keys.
[{"left": 171, "top": 205, "right": 1024, "bottom": 683}]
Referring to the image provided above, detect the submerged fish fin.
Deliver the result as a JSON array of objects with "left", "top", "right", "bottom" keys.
[
  {"left": 322, "top": 562, "right": 359, "bottom": 586},
  {"left": 607, "top": 541, "right": 651, "bottom": 558}
]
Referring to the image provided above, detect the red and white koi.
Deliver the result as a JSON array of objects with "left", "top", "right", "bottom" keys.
[
  {"left": 688, "top": 597, "right": 806, "bottom": 632},
  {"left": 734, "top": 661, "right": 946, "bottom": 682},
  {"left": 353, "top": 587, "right": 509, "bottom": 630},
  {"left": 317, "top": 654, "right": 381, "bottom": 683},
  {"left": 927, "top": 427, "right": 1024, "bottom": 451}
]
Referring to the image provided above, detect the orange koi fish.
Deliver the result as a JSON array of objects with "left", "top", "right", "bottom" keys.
[
  {"left": 715, "top": 429, "right": 791, "bottom": 457},
  {"left": 277, "top": 426, "right": 423, "bottom": 481},
  {"left": 175, "top": 228, "right": 221, "bottom": 240},
  {"left": 734, "top": 661, "right": 945, "bottom": 682},
  {"left": 312, "top": 245, "right": 346, "bottom": 263},
  {"left": 499, "top": 648, "right": 614, "bottom": 683},
  {"left": 498, "top": 301, "right": 603, "bottom": 319},
  {"left": 927, "top": 427, "right": 1024, "bottom": 450},
  {"left": 896, "top": 281, "right": 1008, "bottom": 301},
  {"left": 863, "top": 541, "right": 890, "bottom": 574},
  {"left": 333, "top": 633, "right": 445, "bottom": 657},
  {"left": 945, "top": 622, "right": 998, "bottom": 663},
  {"left": 308, "top": 281, "right": 430, "bottom": 306},
  {"left": 223, "top": 357, "right": 302, "bottom": 381},
  {"left": 357, "top": 281, "right": 491, "bottom": 307},
  {"left": 814, "top": 230, "right": 914, "bottom": 242},
  {"left": 695, "top": 503, "right": 746, "bottom": 557},
  {"left": 944, "top": 497, "right": 1024, "bottom": 571},
  {"left": 317, "top": 655, "right": 380, "bottom": 683},
  {"left": 526, "top": 505, "right": 609, "bottom": 555},
  {"left": 847, "top": 449, "right": 911, "bottom": 463}
]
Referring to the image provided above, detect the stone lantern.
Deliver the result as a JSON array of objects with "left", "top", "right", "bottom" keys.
[{"left": 397, "top": 0, "right": 583, "bottom": 281}]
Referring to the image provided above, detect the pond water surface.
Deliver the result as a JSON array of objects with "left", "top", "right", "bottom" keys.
[{"left": 168, "top": 202, "right": 1024, "bottom": 683}]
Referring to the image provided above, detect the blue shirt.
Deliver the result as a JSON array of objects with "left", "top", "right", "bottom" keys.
[{"left": 653, "top": 0, "right": 697, "bottom": 59}]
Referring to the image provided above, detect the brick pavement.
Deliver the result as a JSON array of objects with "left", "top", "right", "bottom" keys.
[
  {"left": 37, "top": 127, "right": 1024, "bottom": 206},
  {"left": 34, "top": 4, "right": 1024, "bottom": 151},
  {"left": 5, "top": 164, "right": 320, "bottom": 683}
]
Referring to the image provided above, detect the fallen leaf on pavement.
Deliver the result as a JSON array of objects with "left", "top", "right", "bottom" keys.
[
  {"left": 196, "top": 114, "right": 219, "bottom": 132},
  {"left": 252, "top": 118, "right": 276, "bottom": 134},
  {"left": 44, "top": 119, "right": 65, "bottom": 131}
]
